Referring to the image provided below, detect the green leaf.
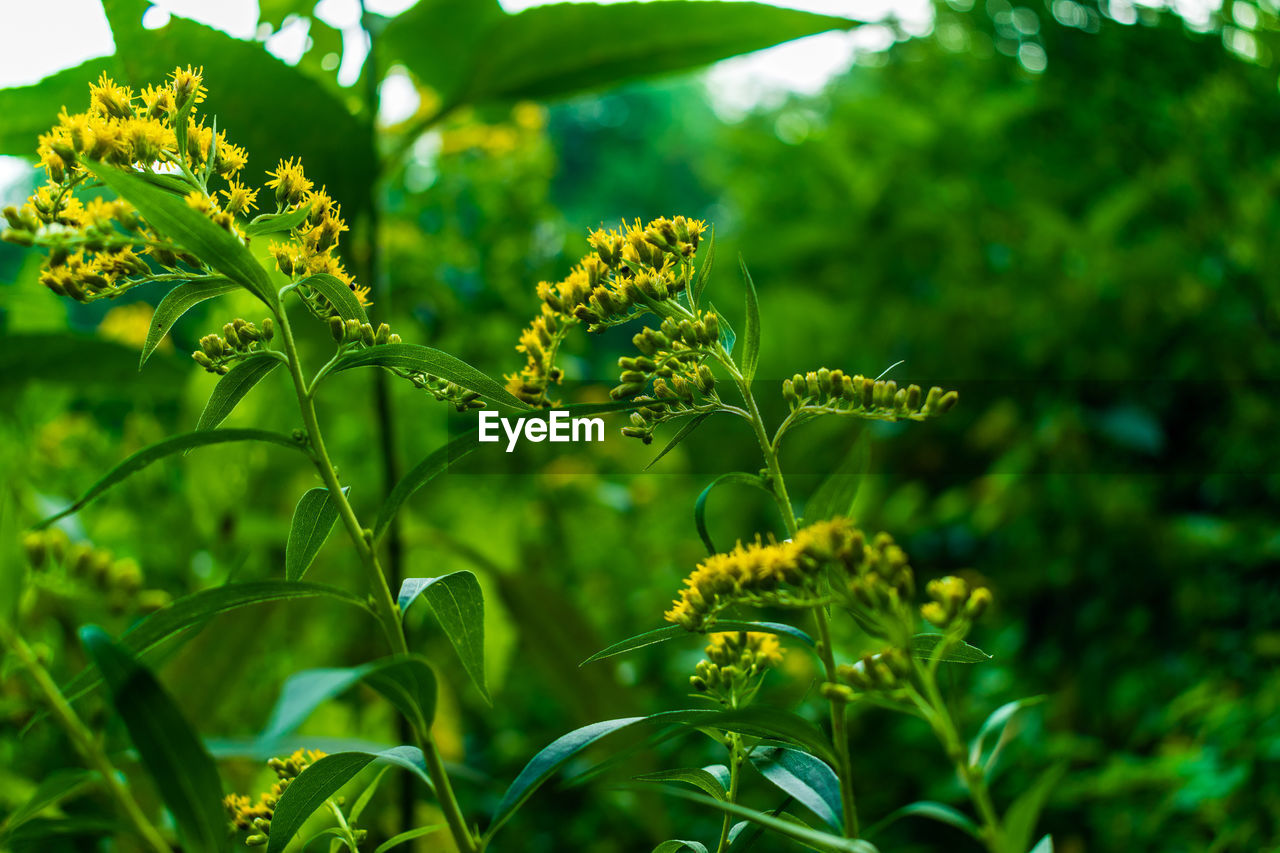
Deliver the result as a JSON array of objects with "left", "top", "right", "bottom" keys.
[
  {"left": 739, "top": 256, "right": 761, "bottom": 386},
  {"left": 646, "top": 787, "right": 877, "bottom": 853},
  {"left": 645, "top": 413, "right": 711, "bottom": 471},
  {"left": 692, "top": 226, "right": 716, "bottom": 307},
  {"left": 1028, "top": 835, "right": 1054, "bottom": 853},
  {"left": 244, "top": 203, "right": 312, "bottom": 237},
  {"left": 969, "top": 696, "right": 1047, "bottom": 770},
  {"left": 195, "top": 352, "right": 283, "bottom": 432},
  {"left": 348, "top": 767, "right": 390, "bottom": 825},
  {"left": 375, "top": 430, "right": 481, "bottom": 542},
  {"left": 654, "top": 842, "right": 710, "bottom": 853},
  {"left": 803, "top": 430, "right": 870, "bottom": 523},
  {"left": 398, "top": 571, "right": 489, "bottom": 703},
  {"left": 910, "top": 634, "right": 993, "bottom": 664},
  {"left": 713, "top": 302, "right": 737, "bottom": 356},
  {"left": 141, "top": 276, "right": 240, "bottom": 368},
  {"left": 695, "top": 472, "right": 770, "bottom": 554},
  {"left": 34, "top": 429, "right": 305, "bottom": 528},
  {"left": 864, "top": 800, "right": 981, "bottom": 841},
  {"left": 265, "top": 748, "right": 434, "bottom": 853},
  {"left": 749, "top": 746, "right": 842, "bottom": 833},
  {"left": 79, "top": 626, "right": 230, "bottom": 853},
  {"left": 581, "top": 620, "right": 814, "bottom": 666},
  {"left": 81, "top": 159, "right": 278, "bottom": 308},
  {"left": 0, "top": 58, "right": 114, "bottom": 155},
  {"left": 5, "top": 817, "right": 122, "bottom": 848},
  {"left": 1001, "top": 765, "right": 1066, "bottom": 853},
  {"left": 385, "top": 1, "right": 858, "bottom": 110},
  {"left": 285, "top": 486, "right": 347, "bottom": 582},
  {"left": 374, "top": 825, "right": 445, "bottom": 853},
  {"left": 635, "top": 766, "right": 728, "bottom": 801},
  {"left": 0, "top": 769, "right": 99, "bottom": 842},
  {"left": 262, "top": 656, "right": 437, "bottom": 740},
  {"left": 50, "top": 582, "right": 371, "bottom": 712},
  {"left": 329, "top": 343, "right": 527, "bottom": 409},
  {"left": 294, "top": 272, "right": 369, "bottom": 324},
  {"left": 696, "top": 708, "right": 836, "bottom": 766}
]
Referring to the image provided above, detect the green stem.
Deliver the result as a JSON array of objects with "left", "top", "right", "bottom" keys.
[
  {"left": 0, "top": 624, "right": 171, "bottom": 853},
  {"left": 326, "top": 799, "right": 362, "bottom": 851},
  {"left": 273, "top": 301, "right": 478, "bottom": 853},
  {"left": 715, "top": 733, "right": 743, "bottom": 853}
]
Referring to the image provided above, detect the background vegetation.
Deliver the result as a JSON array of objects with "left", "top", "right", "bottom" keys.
[{"left": 1, "top": 0, "right": 1277, "bottom": 850}]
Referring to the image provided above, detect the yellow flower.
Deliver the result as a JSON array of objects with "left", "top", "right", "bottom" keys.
[
  {"left": 169, "top": 65, "right": 206, "bottom": 108},
  {"left": 214, "top": 134, "right": 248, "bottom": 177},
  {"left": 139, "top": 83, "right": 174, "bottom": 120},
  {"left": 89, "top": 72, "right": 134, "bottom": 119},
  {"left": 221, "top": 180, "right": 259, "bottom": 215},
  {"left": 265, "top": 156, "right": 313, "bottom": 207}
]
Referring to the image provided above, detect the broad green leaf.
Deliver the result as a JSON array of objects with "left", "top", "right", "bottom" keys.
[
  {"left": 0, "top": 769, "right": 99, "bottom": 842},
  {"left": 645, "top": 413, "right": 711, "bottom": 471},
  {"left": 265, "top": 748, "right": 434, "bottom": 853},
  {"left": 385, "top": 1, "right": 858, "bottom": 110},
  {"left": 375, "top": 825, "right": 445, "bottom": 853},
  {"left": 79, "top": 626, "right": 230, "bottom": 853},
  {"left": 82, "top": 160, "right": 277, "bottom": 308},
  {"left": 740, "top": 256, "right": 761, "bottom": 386},
  {"left": 696, "top": 707, "right": 836, "bottom": 766},
  {"left": 749, "top": 746, "right": 842, "bottom": 833},
  {"left": 285, "top": 486, "right": 347, "bottom": 581},
  {"left": 647, "top": 788, "right": 877, "bottom": 853},
  {"left": 581, "top": 620, "right": 815, "bottom": 666},
  {"left": 262, "top": 656, "right": 437, "bottom": 740},
  {"left": 864, "top": 800, "right": 981, "bottom": 841},
  {"left": 692, "top": 226, "right": 716, "bottom": 306},
  {"left": 695, "top": 471, "right": 770, "bottom": 554},
  {"left": 635, "top": 766, "right": 728, "bottom": 801},
  {"left": 375, "top": 429, "right": 481, "bottom": 542},
  {"left": 141, "top": 276, "right": 240, "bottom": 368},
  {"left": 654, "top": 842, "right": 709, "bottom": 853},
  {"left": 910, "top": 634, "right": 993, "bottom": 664},
  {"left": 1028, "top": 835, "right": 1055, "bottom": 853},
  {"left": 51, "top": 582, "right": 371, "bottom": 712},
  {"left": 35, "top": 429, "right": 305, "bottom": 528},
  {"left": 398, "top": 571, "right": 488, "bottom": 703},
  {"left": 970, "top": 696, "right": 1047, "bottom": 769},
  {"left": 1001, "top": 764, "right": 1065, "bottom": 853},
  {"left": 244, "top": 203, "right": 312, "bottom": 237},
  {"left": 329, "top": 343, "right": 526, "bottom": 409},
  {"left": 294, "top": 272, "right": 369, "bottom": 324},
  {"left": 195, "top": 352, "right": 283, "bottom": 432},
  {"left": 0, "top": 58, "right": 114, "bottom": 155},
  {"left": 803, "top": 430, "right": 870, "bottom": 523}
]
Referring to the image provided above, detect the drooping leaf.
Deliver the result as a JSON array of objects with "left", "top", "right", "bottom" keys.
[
  {"left": 375, "top": 430, "right": 481, "bottom": 541},
  {"left": 739, "top": 256, "right": 761, "bottom": 386},
  {"left": 1001, "top": 764, "right": 1066, "bottom": 853},
  {"left": 35, "top": 429, "right": 305, "bottom": 528},
  {"left": 653, "top": 842, "right": 710, "bottom": 853},
  {"left": 141, "top": 276, "right": 240, "bottom": 368},
  {"left": 81, "top": 160, "right": 277, "bottom": 308},
  {"left": 910, "top": 634, "right": 993, "bottom": 665},
  {"left": 293, "top": 272, "right": 369, "bottom": 324},
  {"left": 265, "top": 748, "right": 434, "bottom": 853},
  {"left": 79, "top": 626, "right": 230, "bottom": 852},
  {"left": 285, "top": 487, "right": 347, "bottom": 582},
  {"left": 384, "top": 1, "right": 858, "bottom": 110},
  {"left": 374, "top": 825, "right": 446, "bottom": 853},
  {"left": 864, "top": 800, "right": 981, "bottom": 841},
  {"left": 695, "top": 708, "right": 836, "bottom": 766},
  {"left": 803, "top": 430, "right": 870, "bottom": 523},
  {"left": 195, "top": 352, "right": 283, "bottom": 432},
  {"left": 748, "top": 746, "right": 842, "bottom": 833},
  {"left": 329, "top": 343, "right": 526, "bottom": 409},
  {"left": 261, "top": 656, "right": 438, "bottom": 741},
  {"left": 582, "top": 620, "right": 815, "bottom": 666},
  {"left": 0, "top": 769, "right": 99, "bottom": 843},
  {"left": 695, "top": 472, "right": 770, "bottom": 554},
  {"left": 398, "top": 571, "right": 488, "bottom": 703},
  {"left": 635, "top": 766, "right": 728, "bottom": 801},
  {"left": 244, "top": 203, "right": 312, "bottom": 237},
  {"left": 970, "top": 696, "right": 1047, "bottom": 769},
  {"left": 692, "top": 226, "right": 716, "bottom": 306},
  {"left": 645, "top": 413, "right": 712, "bottom": 471}
]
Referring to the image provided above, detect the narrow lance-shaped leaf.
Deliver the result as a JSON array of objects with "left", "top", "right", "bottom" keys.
[
  {"left": 864, "top": 800, "right": 981, "bottom": 841},
  {"left": 399, "top": 572, "right": 489, "bottom": 703},
  {"left": 910, "top": 634, "right": 993, "bottom": 665},
  {"left": 329, "top": 343, "right": 527, "bottom": 409},
  {"left": 695, "top": 472, "right": 770, "bottom": 555},
  {"left": 803, "top": 429, "right": 870, "bottom": 523},
  {"left": 375, "top": 429, "right": 481, "bottom": 542},
  {"left": 195, "top": 352, "right": 283, "bottom": 432},
  {"left": 582, "top": 620, "right": 815, "bottom": 666},
  {"left": 141, "top": 276, "right": 240, "bottom": 368},
  {"left": 0, "top": 769, "right": 99, "bottom": 842},
  {"left": 285, "top": 486, "right": 348, "bottom": 582},
  {"left": 692, "top": 226, "right": 716, "bottom": 307},
  {"left": 35, "top": 429, "right": 305, "bottom": 528},
  {"left": 739, "top": 256, "right": 761, "bottom": 386},
  {"left": 374, "top": 826, "right": 445, "bottom": 853},
  {"left": 645, "top": 413, "right": 711, "bottom": 471},
  {"left": 970, "top": 696, "right": 1047, "bottom": 769},
  {"left": 244, "top": 203, "right": 311, "bottom": 237},
  {"left": 634, "top": 766, "right": 728, "bottom": 801},
  {"left": 748, "top": 746, "right": 842, "bottom": 833},
  {"left": 1001, "top": 764, "right": 1066, "bottom": 853},
  {"left": 80, "top": 626, "right": 230, "bottom": 852},
  {"left": 294, "top": 272, "right": 368, "bottom": 324},
  {"left": 653, "top": 842, "right": 709, "bottom": 853}
]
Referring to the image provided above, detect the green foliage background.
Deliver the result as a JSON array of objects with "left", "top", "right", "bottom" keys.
[{"left": 1, "top": 0, "right": 1277, "bottom": 851}]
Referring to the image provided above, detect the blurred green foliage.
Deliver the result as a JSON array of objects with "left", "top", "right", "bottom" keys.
[{"left": 1, "top": 0, "right": 1278, "bottom": 850}]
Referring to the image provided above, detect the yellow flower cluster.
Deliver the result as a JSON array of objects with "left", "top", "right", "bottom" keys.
[
  {"left": 691, "top": 631, "right": 785, "bottom": 702},
  {"left": 920, "top": 575, "right": 991, "bottom": 630},
  {"left": 507, "top": 216, "right": 705, "bottom": 406},
  {"left": 224, "top": 749, "right": 327, "bottom": 847},
  {"left": 665, "top": 518, "right": 867, "bottom": 631}
]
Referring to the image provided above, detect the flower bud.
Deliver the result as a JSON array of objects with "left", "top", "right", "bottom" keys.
[
  {"left": 22, "top": 532, "right": 48, "bottom": 569},
  {"left": 696, "top": 364, "right": 715, "bottom": 394},
  {"left": 328, "top": 316, "right": 345, "bottom": 343}
]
